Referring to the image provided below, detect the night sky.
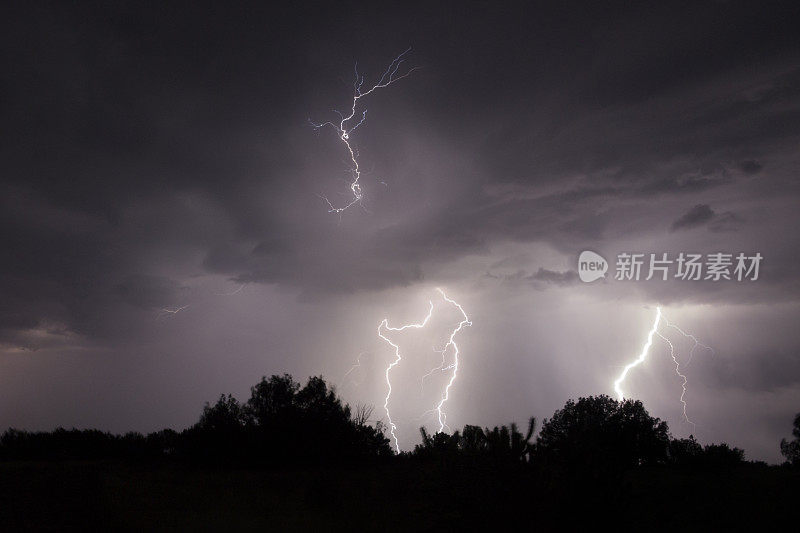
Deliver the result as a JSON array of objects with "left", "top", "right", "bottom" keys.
[{"left": 2, "top": 1, "right": 799, "bottom": 462}]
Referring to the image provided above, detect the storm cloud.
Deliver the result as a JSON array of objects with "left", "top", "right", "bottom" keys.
[{"left": 671, "top": 204, "right": 716, "bottom": 231}]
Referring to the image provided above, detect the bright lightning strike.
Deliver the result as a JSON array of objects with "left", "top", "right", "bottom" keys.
[
  {"left": 433, "top": 289, "right": 471, "bottom": 434},
  {"left": 377, "top": 289, "right": 471, "bottom": 453},
  {"left": 310, "top": 48, "right": 417, "bottom": 215},
  {"left": 378, "top": 299, "right": 434, "bottom": 453},
  {"left": 614, "top": 306, "right": 713, "bottom": 428},
  {"left": 614, "top": 307, "right": 662, "bottom": 401}
]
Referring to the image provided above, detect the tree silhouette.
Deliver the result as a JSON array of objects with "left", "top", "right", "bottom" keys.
[
  {"left": 413, "top": 417, "right": 535, "bottom": 463},
  {"left": 780, "top": 412, "right": 800, "bottom": 466},
  {"left": 701, "top": 442, "right": 744, "bottom": 466},
  {"left": 535, "top": 395, "right": 669, "bottom": 475},
  {"left": 246, "top": 373, "right": 300, "bottom": 424},
  {"left": 352, "top": 404, "right": 374, "bottom": 427},
  {"left": 483, "top": 418, "right": 536, "bottom": 461},
  {"left": 239, "top": 374, "right": 392, "bottom": 462},
  {"left": 0, "top": 377, "right": 761, "bottom": 477},
  {"left": 669, "top": 435, "right": 703, "bottom": 466},
  {"left": 197, "top": 394, "right": 247, "bottom": 432},
  {"left": 416, "top": 427, "right": 461, "bottom": 459}
]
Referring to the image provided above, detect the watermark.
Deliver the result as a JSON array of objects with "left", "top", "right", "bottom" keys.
[
  {"left": 578, "top": 251, "right": 762, "bottom": 282},
  {"left": 578, "top": 251, "right": 609, "bottom": 282}
]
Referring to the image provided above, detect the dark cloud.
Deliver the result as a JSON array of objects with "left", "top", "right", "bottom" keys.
[
  {"left": 529, "top": 268, "right": 580, "bottom": 287},
  {"left": 114, "top": 275, "right": 188, "bottom": 311},
  {"left": 669, "top": 204, "right": 745, "bottom": 234},
  {"left": 671, "top": 204, "right": 717, "bottom": 231},
  {"left": 739, "top": 160, "right": 764, "bottom": 174}
]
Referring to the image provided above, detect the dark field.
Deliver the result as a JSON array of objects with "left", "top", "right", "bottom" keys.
[{"left": 1, "top": 460, "right": 797, "bottom": 531}]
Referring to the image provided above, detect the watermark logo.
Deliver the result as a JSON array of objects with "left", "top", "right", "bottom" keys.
[
  {"left": 614, "top": 252, "right": 762, "bottom": 281},
  {"left": 578, "top": 251, "right": 608, "bottom": 283},
  {"left": 578, "top": 251, "right": 763, "bottom": 282}
]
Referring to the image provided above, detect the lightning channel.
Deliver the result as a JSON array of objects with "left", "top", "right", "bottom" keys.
[
  {"left": 655, "top": 330, "right": 694, "bottom": 428},
  {"left": 378, "top": 299, "right": 434, "bottom": 453},
  {"left": 614, "top": 306, "right": 713, "bottom": 430},
  {"left": 433, "top": 288, "right": 471, "bottom": 433},
  {"left": 377, "top": 289, "right": 471, "bottom": 452},
  {"left": 310, "top": 48, "right": 417, "bottom": 215},
  {"left": 614, "top": 307, "right": 662, "bottom": 401},
  {"left": 342, "top": 351, "right": 371, "bottom": 391},
  {"left": 158, "top": 305, "right": 189, "bottom": 319},
  {"left": 664, "top": 317, "right": 715, "bottom": 367}
]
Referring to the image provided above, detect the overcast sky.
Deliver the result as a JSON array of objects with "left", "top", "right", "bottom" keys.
[{"left": 2, "top": 1, "right": 799, "bottom": 461}]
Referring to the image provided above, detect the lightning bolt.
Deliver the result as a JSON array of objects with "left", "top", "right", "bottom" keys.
[
  {"left": 420, "top": 346, "right": 453, "bottom": 396},
  {"left": 377, "top": 288, "right": 471, "bottom": 452},
  {"left": 378, "top": 299, "right": 434, "bottom": 453},
  {"left": 654, "top": 331, "right": 693, "bottom": 427},
  {"left": 614, "top": 306, "right": 713, "bottom": 429},
  {"left": 213, "top": 283, "right": 246, "bottom": 296},
  {"left": 433, "top": 289, "right": 471, "bottom": 433},
  {"left": 614, "top": 307, "right": 662, "bottom": 401},
  {"left": 663, "top": 317, "right": 715, "bottom": 367},
  {"left": 343, "top": 352, "right": 368, "bottom": 381},
  {"left": 341, "top": 351, "right": 372, "bottom": 391},
  {"left": 157, "top": 305, "right": 189, "bottom": 319},
  {"left": 310, "top": 48, "right": 417, "bottom": 215}
]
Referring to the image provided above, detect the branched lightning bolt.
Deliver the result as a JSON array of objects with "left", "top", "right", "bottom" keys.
[
  {"left": 310, "top": 48, "right": 417, "bottom": 215},
  {"left": 433, "top": 289, "right": 471, "bottom": 433},
  {"left": 655, "top": 331, "right": 693, "bottom": 427},
  {"left": 614, "top": 306, "right": 713, "bottom": 428},
  {"left": 377, "top": 289, "right": 471, "bottom": 453},
  {"left": 420, "top": 345, "right": 452, "bottom": 394},
  {"left": 378, "top": 299, "right": 434, "bottom": 453},
  {"left": 664, "top": 317, "right": 715, "bottom": 367}
]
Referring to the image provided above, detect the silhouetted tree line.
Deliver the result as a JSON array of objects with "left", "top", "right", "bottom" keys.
[
  {"left": 181, "top": 374, "right": 393, "bottom": 463},
  {"left": 0, "top": 428, "right": 179, "bottom": 461},
  {"left": 409, "top": 395, "right": 750, "bottom": 475},
  {"left": 1, "top": 374, "right": 797, "bottom": 472},
  {"left": 0, "top": 374, "right": 391, "bottom": 464}
]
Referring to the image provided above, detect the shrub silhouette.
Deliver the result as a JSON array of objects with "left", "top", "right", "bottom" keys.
[{"left": 413, "top": 417, "right": 536, "bottom": 463}]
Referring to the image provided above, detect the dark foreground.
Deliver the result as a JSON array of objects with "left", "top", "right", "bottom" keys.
[{"left": 0, "top": 460, "right": 797, "bottom": 531}]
